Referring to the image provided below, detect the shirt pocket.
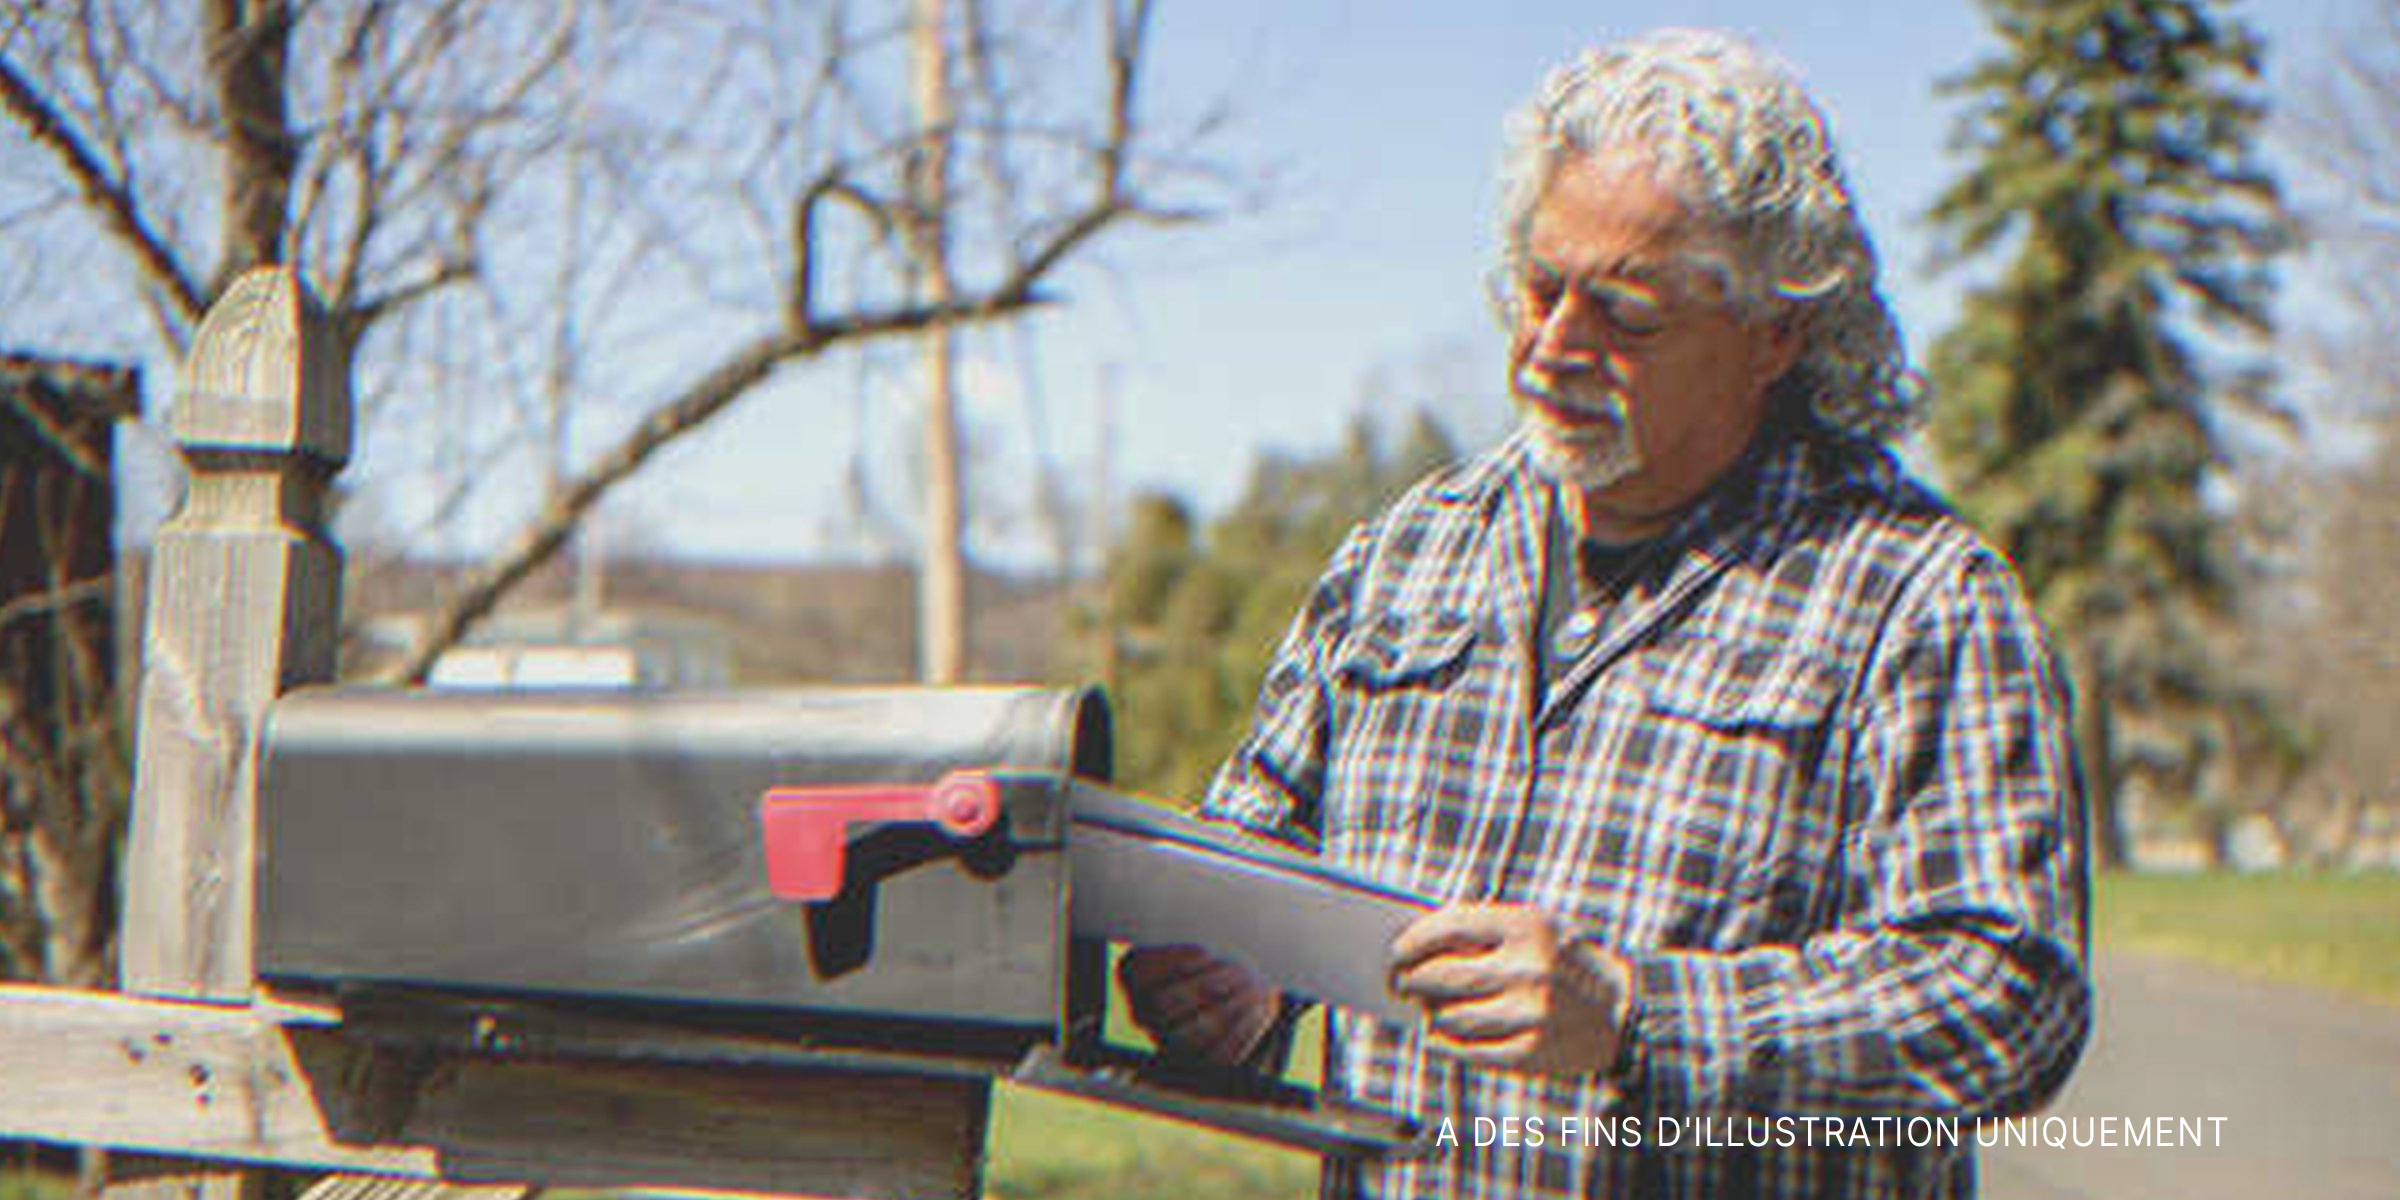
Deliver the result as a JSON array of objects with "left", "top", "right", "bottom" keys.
[
  {"left": 1324, "top": 608, "right": 1483, "bottom": 867},
  {"left": 1335, "top": 607, "right": 1478, "bottom": 689},
  {"left": 1625, "top": 634, "right": 1845, "bottom": 912}
]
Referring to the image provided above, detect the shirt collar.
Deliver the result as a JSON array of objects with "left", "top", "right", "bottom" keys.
[{"left": 1432, "top": 413, "right": 1914, "bottom": 543}]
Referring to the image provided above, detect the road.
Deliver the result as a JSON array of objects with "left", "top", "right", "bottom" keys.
[{"left": 1982, "top": 949, "right": 2400, "bottom": 1199}]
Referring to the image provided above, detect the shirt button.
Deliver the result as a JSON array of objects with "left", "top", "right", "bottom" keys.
[{"left": 1552, "top": 608, "right": 1600, "bottom": 659}]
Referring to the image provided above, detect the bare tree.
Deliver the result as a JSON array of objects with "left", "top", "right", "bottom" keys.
[
  {"left": 3, "top": 2, "right": 564, "bottom": 359},
  {"left": 2281, "top": 0, "right": 2400, "bottom": 266},
  {"left": 0, "top": 356, "right": 137, "bottom": 989},
  {"left": 2224, "top": 0, "right": 2400, "bottom": 862},
  {"left": 2230, "top": 380, "right": 2400, "bottom": 866},
  {"left": 1, "top": 0, "right": 1215, "bottom": 683}
]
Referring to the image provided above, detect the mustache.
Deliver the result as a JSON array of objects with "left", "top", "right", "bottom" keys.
[{"left": 1513, "top": 363, "right": 1624, "bottom": 423}]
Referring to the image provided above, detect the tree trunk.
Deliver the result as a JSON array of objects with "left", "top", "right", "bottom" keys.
[
  {"left": 202, "top": 0, "right": 297, "bottom": 293},
  {"left": 913, "top": 0, "right": 966, "bottom": 684},
  {"left": 2074, "top": 639, "right": 2131, "bottom": 869}
]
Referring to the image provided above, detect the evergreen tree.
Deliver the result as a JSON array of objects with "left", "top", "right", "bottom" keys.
[
  {"left": 1926, "top": 0, "right": 2287, "bottom": 864},
  {"left": 1081, "top": 412, "right": 1456, "bottom": 800}
]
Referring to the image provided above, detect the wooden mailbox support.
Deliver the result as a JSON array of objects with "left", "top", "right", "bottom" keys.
[{"left": 0, "top": 269, "right": 988, "bottom": 1199}]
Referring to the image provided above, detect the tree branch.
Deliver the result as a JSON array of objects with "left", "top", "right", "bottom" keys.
[
  {"left": 789, "top": 171, "right": 896, "bottom": 330},
  {"left": 1098, "top": 0, "right": 1150, "bottom": 202},
  {"left": 355, "top": 0, "right": 1208, "bottom": 682},
  {"left": 377, "top": 227, "right": 1183, "bottom": 684},
  {"left": 347, "top": 250, "right": 475, "bottom": 331},
  {"left": 0, "top": 52, "right": 205, "bottom": 322},
  {"left": 0, "top": 576, "right": 111, "bottom": 635}
]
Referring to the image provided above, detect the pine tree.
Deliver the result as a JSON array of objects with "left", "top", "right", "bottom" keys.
[{"left": 1926, "top": 0, "right": 2287, "bottom": 865}]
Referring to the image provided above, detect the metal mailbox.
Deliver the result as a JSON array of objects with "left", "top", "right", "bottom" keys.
[{"left": 255, "top": 683, "right": 1417, "bottom": 1157}]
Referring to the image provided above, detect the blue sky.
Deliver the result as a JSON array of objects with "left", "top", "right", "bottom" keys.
[
  {"left": 1105, "top": 0, "right": 2003, "bottom": 488},
  {"left": 103, "top": 0, "right": 2336, "bottom": 564},
  {"left": 606, "top": 0, "right": 2343, "bottom": 566}
]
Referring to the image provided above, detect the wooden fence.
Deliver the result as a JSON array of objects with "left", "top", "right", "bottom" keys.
[{"left": 0, "top": 268, "right": 986, "bottom": 1200}]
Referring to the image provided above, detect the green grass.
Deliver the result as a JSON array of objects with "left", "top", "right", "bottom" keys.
[
  {"left": 2096, "top": 869, "right": 2400, "bottom": 1007},
  {"left": 986, "top": 1083, "right": 1317, "bottom": 1200},
  {"left": 987, "top": 944, "right": 1328, "bottom": 1199},
  {"left": 0, "top": 1169, "right": 72, "bottom": 1200}
]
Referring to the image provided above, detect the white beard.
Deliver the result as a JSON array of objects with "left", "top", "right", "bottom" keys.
[{"left": 1515, "top": 366, "right": 1643, "bottom": 493}]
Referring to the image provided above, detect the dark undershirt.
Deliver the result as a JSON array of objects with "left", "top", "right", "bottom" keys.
[{"left": 1533, "top": 487, "right": 1656, "bottom": 708}]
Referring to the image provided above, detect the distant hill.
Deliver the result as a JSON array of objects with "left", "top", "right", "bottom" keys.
[
  {"left": 348, "top": 554, "right": 1079, "bottom": 686},
  {"left": 121, "top": 550, "right": 1081, "bottom": 687}
]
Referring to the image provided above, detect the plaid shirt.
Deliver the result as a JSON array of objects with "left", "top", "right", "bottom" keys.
[{"left": 1202, "top": 426, "right": 2091, "bottom": 1199}]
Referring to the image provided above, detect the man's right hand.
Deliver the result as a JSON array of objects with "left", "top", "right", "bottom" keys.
[{"left": 1116, "top": 944, "right": 1282, "bottom": 1067}]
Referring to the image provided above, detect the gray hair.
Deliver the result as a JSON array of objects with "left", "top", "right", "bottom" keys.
[{"left": 1493, "top": 28, "right": 1919, "bottom": 442}]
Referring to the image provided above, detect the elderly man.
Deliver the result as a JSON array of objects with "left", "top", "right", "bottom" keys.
[{"left": 1121, "top": 28, "right": 2092, "bottom": 1200}]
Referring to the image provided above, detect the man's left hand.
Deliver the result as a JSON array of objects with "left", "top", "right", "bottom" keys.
[{"left": 1388, "top": 903, "right": 1633, "bottom": 1078}]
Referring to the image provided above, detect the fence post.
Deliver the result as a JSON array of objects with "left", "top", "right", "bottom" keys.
[
  {"left": 115, "top": 266, "right": 348, "bottom": 1200},
  {"left": 97, "top": 265, "right": 986, "bottom": 1200}
]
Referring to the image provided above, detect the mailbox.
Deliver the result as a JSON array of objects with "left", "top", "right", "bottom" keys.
[{"left": 255, "top": 684, "right": 1418, "bottom": 1156}]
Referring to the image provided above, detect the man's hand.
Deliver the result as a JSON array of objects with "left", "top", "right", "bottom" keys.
[
  {"left": 1117, "top": 944, "right": 1282, "bottom": 1067},
  {"left": 1388, "top": 903, "right": 1633, "bottom": 1078}
]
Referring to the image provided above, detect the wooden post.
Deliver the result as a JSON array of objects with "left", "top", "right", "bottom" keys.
[
  {"left": 80, "top": 266, "right": 991, "bottom": 1199},
  {"left": 121, "top": 265, "right": 346, "bottom": 1001},
  {"left": 115, "top": 266, "right": 348, "bottom": 1200}
]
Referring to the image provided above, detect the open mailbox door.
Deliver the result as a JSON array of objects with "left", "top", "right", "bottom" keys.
[{"left": 256, "top": 685, "right": 1422, "bottom": 1159}]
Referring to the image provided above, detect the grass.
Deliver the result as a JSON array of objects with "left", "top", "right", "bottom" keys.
[
  {"left": 985, "top": 1084, "right": 1318, "bottom": 1200},
  {"left": 0, "top": 1172, "right": 69, "bottom": 1200},
  {"left": 987, "top": 944, "right": 1327, "bottom": 1199},
  {"left": 2095, "top": 869, "right": 2400, "bottom": 1008}
]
